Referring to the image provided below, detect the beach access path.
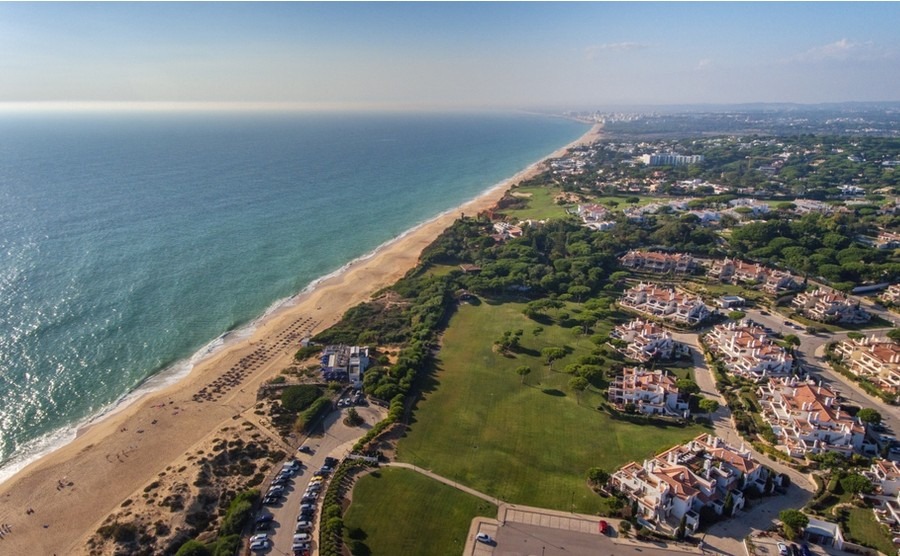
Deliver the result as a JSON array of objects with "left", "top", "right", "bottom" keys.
[{"left": 0, "top": 123, "right": 603, "bottom": 556}]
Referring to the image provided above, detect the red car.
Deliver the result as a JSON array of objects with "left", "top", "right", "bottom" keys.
[{"left": 598, "top": 520, "right": 608, "bottom": 534}]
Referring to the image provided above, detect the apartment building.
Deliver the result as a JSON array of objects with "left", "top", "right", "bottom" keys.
[
  {"left": 834, "top": 336, "right": 900, "bottom": 396},
  {"left": 607, "top": 367, "right": 688, "bottom": 416},
  {"left": 757, "top": 378, "right": 866, "bottom": 458},
  {"left": 611, "top": 318, "right": 675, "bottom": 362},
  {"left": 704, "top": 320, "right": 793, "bottom": 381},
  {"left": 610, "top": 434, "right": 767, "bottom": 533},
  {"left": 620, "top": 251, "right": 698, "bottom": 274},
  {"left": 620, "top": 282, "right": 712, "bottom": 326},
  {"left": 791, "top": 289, "right": 871, "bottom": 325},
  {"left": 708, "top": 258, "right": 798, "bottom": 294}
]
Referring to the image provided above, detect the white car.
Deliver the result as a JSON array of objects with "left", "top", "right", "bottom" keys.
[
  {"left": 777, "top": 543, "right": 789, "bottom": 556},
  {"left": 476, "top": 532, "right": 493, "bottom": 544},
  {"left": 293, "top": 533, "right": 311, "bottom": 542},
  {"left": 296, "top": 520, "right": 312, "bottom": 531},
  {"left": 249, "top": 533, "right": 268, "bottom": 543},
  {"left": 249, "top": 539, "right": 269, "bottom": 551}
]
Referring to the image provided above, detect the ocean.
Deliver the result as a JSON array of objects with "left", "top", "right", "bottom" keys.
[{"left": 0, "top": 111, "right": 587, "bottom": 483}]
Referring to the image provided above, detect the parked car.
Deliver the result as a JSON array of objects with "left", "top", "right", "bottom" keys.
[
  {"left": 293, "top": 533, "right": 311, "bottom": 542},
  {"left": 598, "top": 520, "right": 608, "bottom": 535},
  {"left": 777, "top": 543, "right": 789, "bottom": 556},
  {"left": 299, "top": 503, "right": 315, "bottom": 513},
  {"left": 296, "top": 520, "right": 312, "bottom": 532},
  {"left": 790, "top": 544, "right": 801, "bottom": 556},
  {"left": 298, "top": 445, "right": 313, "bottom": 454},
  {"left": 324, "top": 457, "right": 338, "bottom": 466},
  {"left": 254, "top": 520, "right": 271, "bottom": 532},
  {"left": 262, "top": 495, "right": 280, "bottom": 506},
  {"left": 249, "top": 539, "right": 270, "bottom": 551},
  {"left": 475, "top": 533, "right": 493, "bottom": 545}
]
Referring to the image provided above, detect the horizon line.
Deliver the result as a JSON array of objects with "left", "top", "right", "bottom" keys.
[{"left": 2, "top": 100, "right": 900, "bottom": 115}]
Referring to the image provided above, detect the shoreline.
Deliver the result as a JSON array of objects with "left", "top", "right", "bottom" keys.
[{"left": 0, "top": 122, "right": 602, "bottom": 555}]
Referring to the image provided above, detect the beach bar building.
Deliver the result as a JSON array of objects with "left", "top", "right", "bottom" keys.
[{"left": 321, "top": 345, "right": 370, "bottom": 385}]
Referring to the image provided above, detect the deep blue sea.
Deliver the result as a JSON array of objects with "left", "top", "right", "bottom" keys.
[{"left": 0, "top": 111, "right": 587, "bottom": 482}]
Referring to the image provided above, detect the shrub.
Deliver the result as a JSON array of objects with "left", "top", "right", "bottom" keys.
[
  {"left": 281, "top": 385, "right": 323, "bottom": 412},
  {"left": 175, "top": 540, "right": 211, "bottom": 556}
]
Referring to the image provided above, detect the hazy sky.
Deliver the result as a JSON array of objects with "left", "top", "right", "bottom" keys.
[{"left": 2, "top": 2, "right": 899, "bottom": 110}]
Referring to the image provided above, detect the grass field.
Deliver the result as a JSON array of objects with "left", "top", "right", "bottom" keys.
[
  {"left": 396, "top": 301, "right": 707, "bottom": 515},
  {"left": 499, "top": 187, "right": 667, "bottom": 222},
  {"left": 844, "top": 506, "right": 896, "bottom": 556},
  {"left": 343, "top": 468, "right": 496, "bottom": 556},
  {"left": 502, "top": 185, "right": 569, "bottom": 220}
]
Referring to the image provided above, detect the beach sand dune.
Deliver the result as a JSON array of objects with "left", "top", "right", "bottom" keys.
[{"left": 0, "top": 123, "right": 601, "bottom": 555}]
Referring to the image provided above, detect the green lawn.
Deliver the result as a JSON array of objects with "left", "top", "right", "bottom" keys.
[
  {"left": 343, "top": 468, "right": 496, "bottom": 556},
  {"left": 501, "top": 185, "right": 569, "bottom": 220},
  {"left": 843, "top": 507, "right": 896, "bottom": 556},
  {"left": 397, "top": 301, "right": 707, "bottom": 515},
  {"left": 499, "top": 188, "right": 667, "bottom": 222}
]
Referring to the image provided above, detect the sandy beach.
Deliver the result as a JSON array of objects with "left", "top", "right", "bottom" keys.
[{"left": 0, "top": 123, "right": 601, "bottom": 555}]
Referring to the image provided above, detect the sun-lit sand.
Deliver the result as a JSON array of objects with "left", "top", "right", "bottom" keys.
[{"left": 0, "top": 123, "right": 601, "bottom": 555}]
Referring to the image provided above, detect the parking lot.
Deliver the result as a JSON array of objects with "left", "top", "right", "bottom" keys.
[
  {"left": 466, "top": 504, "right": 702, "bottom": 556},
  {"left": 245, "top": 401, "right": 386, "bottom": 555}
]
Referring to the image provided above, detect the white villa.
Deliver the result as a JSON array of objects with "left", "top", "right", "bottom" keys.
[
  {"left": 791, "top": 289, "right": 871, "bottom": 325},
  {"left": 704, "top": 320, "right": 794, "bottom": 381},
  {"left": 610, "top": 434, "right": 769, "bottom": 533},
  {"left": 607, "top": 367, "right": 688, "bottom": 416},
  {"left": 757, "top": 377, "right": 867, "bottom": 458},
  {"left": 620, "top": 283, "right": 713, "bottom": 326},
  {"left": 620, "top": 250, "right": 698, "bottom": 274},
  {"left": 881, "top": 284, "right": 900, "bottom": 306},
  {"left": 611, "top": 318, "right": 676, "bottom": 362},
  {"left": 708, "top": 258, "right": 798, "bottom": 294},
  {"left": 834, "top": 336, "right": 900, "bottom": 396}
]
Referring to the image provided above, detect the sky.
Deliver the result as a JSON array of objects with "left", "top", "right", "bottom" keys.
[{"left": 1, "top": 2, "right": 899, "bottom": 111}]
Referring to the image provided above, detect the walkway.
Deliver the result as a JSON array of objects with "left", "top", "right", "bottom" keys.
[{"left": 385, "top": 461, "right": 500, "bottom": 505}]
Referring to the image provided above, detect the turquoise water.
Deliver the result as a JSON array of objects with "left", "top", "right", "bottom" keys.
[{"left": 0, "top": 111, "right": 587, "bottom": 481}]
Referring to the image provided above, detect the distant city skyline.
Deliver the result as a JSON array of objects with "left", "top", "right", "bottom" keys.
[{"left": 2, "top": 2, "right": 899, "bottom": 111}]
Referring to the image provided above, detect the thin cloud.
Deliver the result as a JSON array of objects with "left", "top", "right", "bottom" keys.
[
  {"left": 695, "top": 58, "right": 712, "bottom": 71},
  {"left": 584, "top": 42, "right": 650, "bottom": 60},
  {"left": 790, "top": 38, "right": 893, "bottom": 63}
]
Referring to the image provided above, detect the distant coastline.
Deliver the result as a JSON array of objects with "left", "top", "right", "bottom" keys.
[{"left": 0, "top": 121, "right": 600, "bottom": 555}]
